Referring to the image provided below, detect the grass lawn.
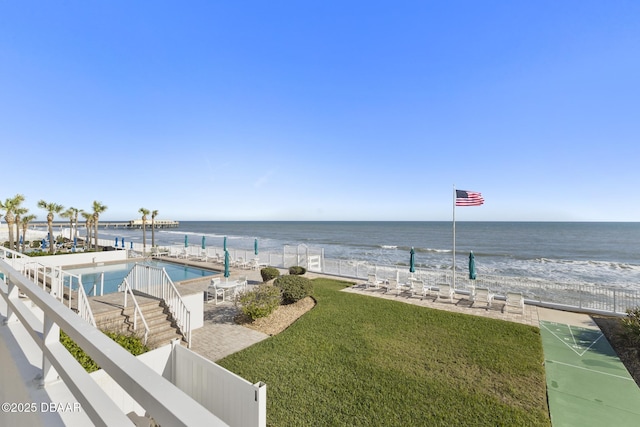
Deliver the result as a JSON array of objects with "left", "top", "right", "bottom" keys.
[{"left": 218, "top": 279, "right": 550, "bottom": 426}]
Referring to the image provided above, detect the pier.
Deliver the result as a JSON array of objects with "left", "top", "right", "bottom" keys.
[{"left": 29, "top": 220, "right": 180, "bottom": 229}]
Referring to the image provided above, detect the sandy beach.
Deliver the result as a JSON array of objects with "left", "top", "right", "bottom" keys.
[{"left": 0, "top": 224, "right": 49, "bottom": 243}]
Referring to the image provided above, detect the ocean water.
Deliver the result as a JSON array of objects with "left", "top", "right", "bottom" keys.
[{"left": 90, "top": 221, "right": 640, "bottom": 289}]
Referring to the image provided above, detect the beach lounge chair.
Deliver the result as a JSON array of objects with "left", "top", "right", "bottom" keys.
[
  {"left": 385, "top": 277, "right": 399, "bottom": 294},
  {"left": 178, "top": 248, "right": 189, "bottom": 259},
  {"left": 364, "top": 274, "right": 383, "bottom": 290},
  {"left": 505, "top": 292, "right": 524, "bottom": 314},
  {"left": 408, "top": 278, "right": 427, "bottom": 299},
  {"left": 472, "top": 287, "right": 494, "bottom": 309},
  {"left": 397, "top": 279, "right": 413, "bottom": 296},
  {"left": 437, "top": 284, "right": 455, "bottom": 303},
  {"left": 247, "top": 258, "right": 259, "bottom": 270}
]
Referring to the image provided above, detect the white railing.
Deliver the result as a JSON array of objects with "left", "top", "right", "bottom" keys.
[
  {"left": 321, "top": 259, "right": 640, "bottom": 315},
  {"left": 1, "top": 258, "right": 226, "bottom": 426},
  {"left": 152, "top": 241, "right": 640, "bottom": 315},
  {"left": 120, "top": 264, "right": 192, "bottom": 348},
  {"left": 19, "top": 257, "right": 97, "bottom": 328},
  {"left": 0, "top": 246, "right": 30, "bottom": 270},
  {"left": 121, "top": 277, "right": 150, "bottom": 345}
]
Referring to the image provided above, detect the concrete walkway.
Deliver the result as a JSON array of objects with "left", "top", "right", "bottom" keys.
[
  {"left": 183, "top": 267, "right": 270, "bottom": 362},
  {"left": 190, "top": 302, "right": 269, "bottom": 362}
]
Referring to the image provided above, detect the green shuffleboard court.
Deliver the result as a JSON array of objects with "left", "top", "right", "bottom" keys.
[{"left": 540, "top": 320, "right": 640, "bottom": 427}]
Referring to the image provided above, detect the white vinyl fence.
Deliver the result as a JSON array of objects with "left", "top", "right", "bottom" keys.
[{"left": 320, "top": 260, "right": 640, "bottom": 315}]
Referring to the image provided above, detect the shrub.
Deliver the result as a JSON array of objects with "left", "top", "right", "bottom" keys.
[
  {"left": 288, "top": 266, "right": 307, "bottom": 275},
  {"left": 274, "top": 275, "right": 313, "bottom": 304},
  {"left": 260, "top": 267, "right": 280, "bottom": 283},
  {"left": 103, "top": 331, "right": 150, "bottom": 356},
  {"left": 60, "top": 330, "right": 150, "bottom": 373},
  {"left": 621, "top": 307, "right": 640, "bottom": 344},
  {"left": 238, "top": 284, "right": 282, "bottom": 320}
]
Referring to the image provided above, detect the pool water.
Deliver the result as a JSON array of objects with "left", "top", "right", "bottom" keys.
[{"left": 64, "top": 260, "right": 218, "bottom": 295}]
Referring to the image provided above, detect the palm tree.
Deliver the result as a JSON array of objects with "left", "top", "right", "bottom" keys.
[
  {"left": 72, "top": 208, "right": 80, "bottom": 242},
  {"left": 0, "top": 194, "right": 25, "bottom": 251},
  {"left": 151, "top": 209, "right": 159, "bottom": 248},
  {"left": 60, "top": 207, "right": 77, "bottom": 244},
  {"left": 37, "top": 200, "right": 64, "bottom": 254},
  {"left": 20, "top": 214, "right": 37, "bottom": 252},
  {"left": 14, "top": 206, "right": 28, "bottom": 251},
  {"left": 139, "top": 208, "right": 150, "bottom": 254},
  {"left": 91, "top": 201, "right": 107, "bottom": 251},
  {"left": 80, "top": 211, "right": 93, "bottom": 249}
]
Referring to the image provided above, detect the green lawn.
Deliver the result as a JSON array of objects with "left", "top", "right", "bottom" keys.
[{"left": 218, "top": 279, "right": 550, "bottom": 426}]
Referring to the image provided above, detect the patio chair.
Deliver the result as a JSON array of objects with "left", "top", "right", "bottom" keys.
[
  {"left": 472, "top": 287, "right": 494, "bottom": 309},
  {"left": 206, "top": 277, "right": 224, "bottom": 304},
  {"left": 235, "top": 276, "right": 248, "bottom": 291},
  {"left": 505, "top": 292, "right": 524, "bottom": 314},
  {"left": 437, "top": 284, "right": 455, "bottom": 303}
]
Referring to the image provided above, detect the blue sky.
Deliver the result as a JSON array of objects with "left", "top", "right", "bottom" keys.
[{"left": 1, "top": 1, "right": 639, "bottom": 222}]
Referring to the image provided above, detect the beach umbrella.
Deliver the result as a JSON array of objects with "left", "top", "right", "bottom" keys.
[
  {"left": 115, "top": 237, "right": 119, "bottom": 247},
  {"left": 254, "top": 238, "right": 259, "bottom": 255},
  {"left": 202, "top": 236, "right": 206, "bottom": 250},
  {"left": 130, "top": 241, "right": 134, "bottom": 249},
  {"left": 184, "top": 235, "right": 188, "bottom": 247},
  {"left": 469, "top": 251, "right": 477, "bottom": 280},
  {"left": 223, "top": 236, "right": 227, "bottom": 251},
  {"left": 409, "top": 247, "right": 416, "bottom": 273},
  {"left": 121, "top": 238, "right": 125, "bottom": 248},
  {"left": 19, "top": 235, "right": 23, "bottom": 245},
  {"left": 224, "top": 250, "right": 230, "bottom": 278}
]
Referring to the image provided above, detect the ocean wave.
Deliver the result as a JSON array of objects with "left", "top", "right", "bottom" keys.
[{"left": 533, "top": 258, "right": 640, "bottom": 271}]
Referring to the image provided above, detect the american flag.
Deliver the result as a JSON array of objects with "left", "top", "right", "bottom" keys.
[{"left": 456, "top": 190, "right": 484, "bottom": 206}]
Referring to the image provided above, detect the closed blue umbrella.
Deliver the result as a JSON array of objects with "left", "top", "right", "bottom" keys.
[
  {"left": 409, "top": 247, "right": 416, "bottom": 273},
  {"left": 254, "top": 238, "right": 259, "bottom": 256},
  {"left": 184, "top": 235, "right": 188, "bottom": 247},
  {"left": 130, "top": 241, "right": 133, "bottom": 249},
  {"left": 224, "top": 250, "right": 230, "bottom": 278},
  {"left": 469, "top": 251, "right": 477, "bottom": 280},
  {"left": 121, "top": 238, "right": 125, "bottom": 248},
  {"left": 202, "top": 236, "right": 206, "bottom": 250},
  {"left": 223, "top": 236, "right": 227, "bottom": 251},
  {"left": 115, "top": 237, "right": 119, "bottom": 247}
]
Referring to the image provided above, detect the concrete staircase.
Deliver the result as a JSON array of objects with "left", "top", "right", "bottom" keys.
[{"left": 93, "top": 298, "right": 185, "bottom": 349}]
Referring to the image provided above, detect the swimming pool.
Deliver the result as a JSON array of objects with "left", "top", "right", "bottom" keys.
[{"left": 64, "top": 260, "right": 218, "bottom": 295}]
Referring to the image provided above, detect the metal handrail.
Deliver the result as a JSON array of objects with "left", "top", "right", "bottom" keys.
[
  {"left": 119, "top": 263, "right": 192, "bottom": 347},
  {"left": 121, "top": 277, "right": 150, "bottom": 345}
]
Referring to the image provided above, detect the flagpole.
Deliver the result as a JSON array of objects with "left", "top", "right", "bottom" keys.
[{"left": 452, "top": 185, "right": 456, "bottom": 288}]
